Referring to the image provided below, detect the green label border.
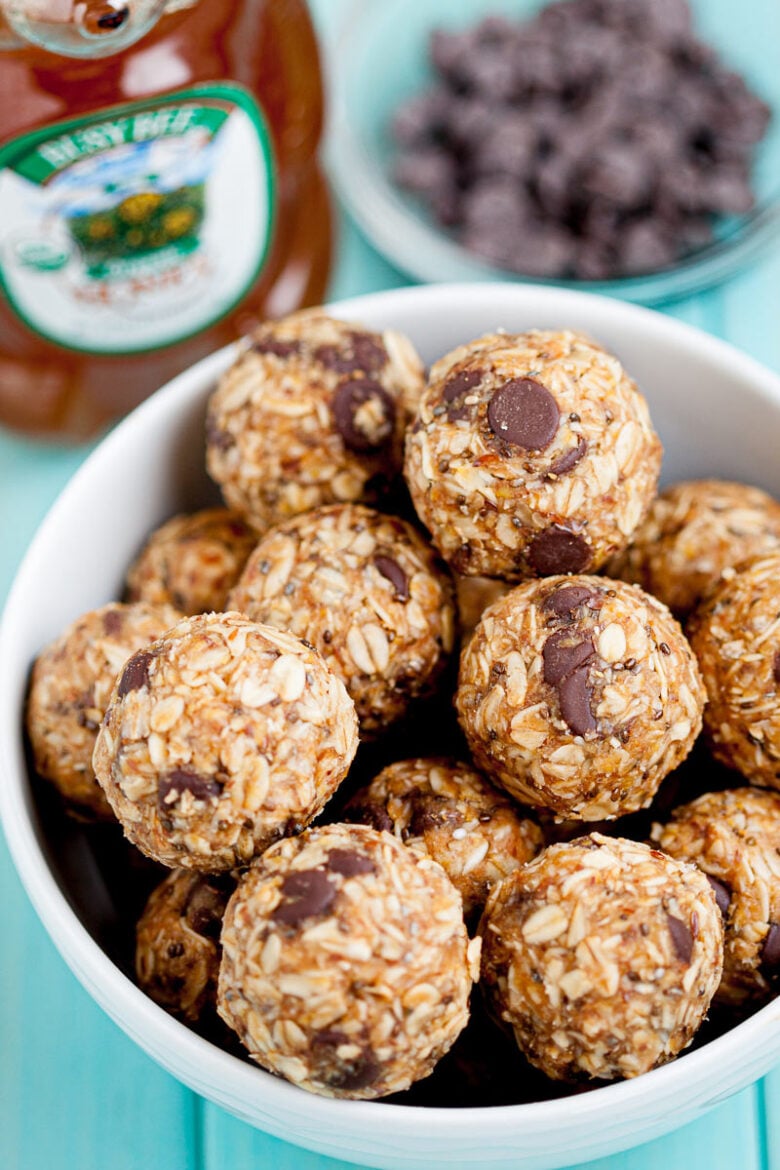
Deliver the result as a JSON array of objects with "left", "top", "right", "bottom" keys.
[{"left": 0, "top": 81, "right": 276, "bottom": 357}]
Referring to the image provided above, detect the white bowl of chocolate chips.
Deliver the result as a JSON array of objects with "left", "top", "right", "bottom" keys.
[{"left": 3, "top": 282, "right": 780, "bottom": 1169}]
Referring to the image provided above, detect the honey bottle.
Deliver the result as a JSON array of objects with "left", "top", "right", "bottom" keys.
[{"left": 0, "top": 0, "right": 333, "bottom": 438}]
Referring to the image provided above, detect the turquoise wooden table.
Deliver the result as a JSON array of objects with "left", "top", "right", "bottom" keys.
[{"left": 3, "top": 5, "right": 780, "bottom": 1166}]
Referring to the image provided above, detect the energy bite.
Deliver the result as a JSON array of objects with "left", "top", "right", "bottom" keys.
[
  {"left": 344, "top": 758, "right": 542, "bottom": 916},
  {"left": 228, "top": 504, "right": 456, "bottom": 737},
  {"left": 136, "top": 869, "right": 234, "bottom": 1021},
  {"left": 125, "top": 508, "right": 258, "bottom": 616},
  {"left": 479, "top": 834, "right": 723, "bottom": 1082},
  {"left": 26, "top": 601, "right": 180, "bottom": 819},
  {"left": 652, "top": 788, "right": 780, "bottom": 1007},
  {"left": 206, "top": 309, "right": 425, "bottom": 531},
  {"left": 687, "top": 554, "right": 780, "bottom": 787},
  {"left": 456, "top": 575, "right": 704, "bottom": 820},
  {"left": 217, "top": 823, "right": 478, "bottom": 1099},
  {"left": 404, "top": 329, "right": 661, "bottom": 580},
  {"left": 606, "top": 479, "right": 780, "bottom": 617},
  {"left": 93, "top": 612, "right": 358, "bottom": 871}
]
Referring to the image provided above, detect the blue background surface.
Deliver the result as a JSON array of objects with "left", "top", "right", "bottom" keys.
[{"left": 3, "top": 2, "right": 780, "bottom": 1168}]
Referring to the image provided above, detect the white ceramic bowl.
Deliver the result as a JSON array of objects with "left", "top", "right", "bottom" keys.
[{"left": 3, "top": 283, "right": 780, "bottom": 1170}]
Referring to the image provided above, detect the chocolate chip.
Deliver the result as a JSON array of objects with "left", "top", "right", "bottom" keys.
[
  {"left": 408, "top": 794, "right": 464, "bottom": 836},
  {"left": 117, "top": 650, "right": 154, "bottom": 697},
  {"left": 373, "top": 555, "right": 409, "bottom": 601},
  {"left": 557, "top": 666, "right": 596, "bottom": 736},
  {"left": 344, "top": 802, "right": 394, "bottom": 834},
  {"left": 184, "top": 879, "right": 230, "bottom": 940},
  {"left": 528, "top": 526, "right": 592, "bottom": 576},
  {"left": 205, "top": 416, "right": 234, "bottom": 452},
  {"left": 158, "top": 769, "right": 221, "bottom": 808},
  {"left": 441, "top": 368, "right": 484, "bottom": 420},
  {"left": 312, "top": 1033, "right": 381, "bottom": 1092},
  {"left": 272, "top": 868, "right": 338, "bottom": 926},
  {"left": 542, "top": 585, "right": 597, "bottom": 617},
  {"left": 773, "top": 650, "right": 780, "bottom": 685},
  {"left": 487, "top": 377, "right": 559, "bottom": 451},
  {"left": 542, "top": 631, "right": 594, "bottom": 686},
  {"left": 327, "top": 849, "right": 376, "bottom": 877},
  {"left": 667, "top": 913, "right": 694, "bottom": 964},
  {"left": 103, "top": 608, "right": 123, "bottom": 636},
  {"left": 548, "top": 436, "right": 588, "bottom": 476},
  {"left": 167, "top": 941, "right": 185, "bottom": 958},
  {"left": 316, "top": 332, "right": 387, "bottom": 375},
  {"left": 706, "top": 875, "right": 731, "bottom": 918},
  {"left": 762, "top": 922, "right": 780, "bottom": 970},
  {"left": 331, "top": 379, "right": 396, "bottom": 453},
  {"left": 252, "top": 337, "right": 301, "bottom": 358}
]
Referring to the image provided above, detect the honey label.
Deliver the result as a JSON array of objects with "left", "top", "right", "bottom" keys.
[{"left": 0, "top": 83, "right": 275, "bottom": 354}]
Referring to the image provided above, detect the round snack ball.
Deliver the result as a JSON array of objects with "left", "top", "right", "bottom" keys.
[
  {"left": 479, "top": 834, "right": 723, "bottom": 1082},
  {"left": 456, "top": 575, "right": 704, "bottom": 820},
  {"left": 404, "top": 329, "right": 661, "bottom": 580},
  {"left": 93, "top": 613, "right": 359, "bottom": 871},
  {"left": 125, "top": 508, "right": 258, "bottom": 616},
  {"left": 344, "top": 758, "right": 542, "bottom": 917},
  {"left": 136, "top": 869, "right": 234, "bottom": 1021},
  {"left": 652, "top": 788, "right": 780, "bottom": 1007},
  {"left": 26, "top": 601, "right": 181, "bottom": 819},
  {"left": 217, "top": 823, "right": 478, "bottom": 1099},
  {"left": 606, "top": 479, "right": 780, "bottom": 617},
  {"left": 228, "top": 504, "right": 456, "bottom": 737},
  {"left": 687, "top": 555, "right": 780, "bottom": 787},
  {"left": 206, "top": 309, "right": 425, "bottom": 530}
]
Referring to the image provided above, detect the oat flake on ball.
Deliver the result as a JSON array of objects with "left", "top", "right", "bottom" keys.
[
  {"left": 479, "top": 834, "right": 723, "bottom": 1082},
  {"left": 93, "top": 612, "right": 358, "bottom": 871},
  {"left": 404, "top": 329, "right": 661, "bottom": 580},
  {"left": 456, "top": 575, "right": 704, "bottom": 820},
  {"left": 217, "top": 823, "right": 478, "bottom": 1099},
  {"left": 206, "top": 309, "right": 425, "bottom": 531}
]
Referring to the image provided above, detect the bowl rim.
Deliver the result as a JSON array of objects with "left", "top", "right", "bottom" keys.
[
  {"left": 325, "top": 0, "right": 780, "bottom": 305},
  {"left": 3, "top": 281, "right": 780, "bottom": 1149}
]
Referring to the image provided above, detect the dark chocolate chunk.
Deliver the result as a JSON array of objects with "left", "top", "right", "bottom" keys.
[
  {"left": 103, "top": 608, "right": 123, "bottom": 636},
  {"left": 117, "top": 650, "right": 154, "bottom": 698},
  {"left": 373, "top": 555, "right": 409, "bottom": 602},
  {"left": 542, "top": 631, "right": 594, "bottom": 686},
  {"left": 272, "top": 868, "right": 338, "bottom": 926},
  {"left": 331, "top": 379, "right": 396, "bottom": 453},
  {"left": 667, "top": 913, "right": 694, "bottom": 964},
  {"left": 557, "top": 666, "right": 596, "bottom": 736},
  {"left": 542, "top": 584, "right": 597, "bottom": 617},
  {"left": 315, "top": 333, "right": 387, "bottom": 376},
  {"left": 408, "top": 794, "right": 464, "bottom": 837},
  {"left": 167, "top": 941, "right": 185, "bottom": 958},
  {"left": 548, "top": 436, "right": 588, "bottom": 477},
  {"left": 706, "top": 875, "right": 731, "bottom": 918},
  {"left": 773, "top": 650, "right": 780, "bottom": 685},
  {"left": 158, "top": 769, "right": 221, "bottom": 808},
  {"left": 252, "top": 337, "right": 301, "bottom": 359},
  {"left": 184, "top": 879, "right": 230, "bottom": 940},
  {"left": 443, "top": 368, "right": 483, "bottom": 403},
  {"left": 762, "top": 922, "right": 780, "bottom": 969},
  {"left": 344, "top": 802, "right": 394, "bottom": 834},
  {"left": 327, "top": 849, "right": 377, "bottom": 877},
  {"left": 487, "top": 377, "right": 559, "bottom": 451},
  {"left": 205, "top": 416, "right": 234, "bottom": 452},
  {"left": 313, "top": 1033, "right": 381, "bottom": 1092},
  {"left": 528, "top": 526, "right": 592, "bottom": 575}
]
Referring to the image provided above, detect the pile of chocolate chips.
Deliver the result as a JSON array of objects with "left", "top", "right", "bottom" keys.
[{"left": 391, "top": 0, "right": 770, "bottom": 279}]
